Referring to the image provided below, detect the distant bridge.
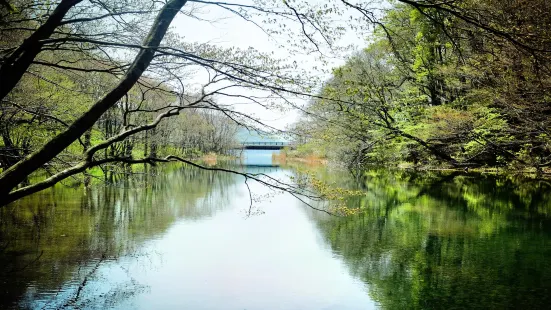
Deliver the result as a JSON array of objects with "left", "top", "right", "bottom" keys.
[{"left": 235, "top": 141, "right": 291, "bottom": 150}]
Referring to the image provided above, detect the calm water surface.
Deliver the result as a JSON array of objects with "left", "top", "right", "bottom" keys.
[{"left": 1, "top": 150, "right": 551, "bottom": 309}]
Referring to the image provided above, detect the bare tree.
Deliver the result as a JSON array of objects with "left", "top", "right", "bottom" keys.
[{"left": 0, "top": 0, "right": 345, "bottom": 206}]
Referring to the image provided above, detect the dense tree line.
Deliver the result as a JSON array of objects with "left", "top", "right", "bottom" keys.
[
  {"left": 0, "top": 0, "right": 329, "bottom": 205},
  {"left": 0, "top": 65, "right": 239, "bottom": 167},
  {"left": 2, "top": 0, "right": 550, "bottom": 206},
  {"left": 295, "top": 0, "right": 551, "bottom": 172}
]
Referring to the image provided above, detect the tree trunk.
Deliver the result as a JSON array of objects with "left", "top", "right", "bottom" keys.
[
  {"left": 0, "top": 126, "right": 20, "bottom": 169},
  {"left": 0, "top": 0, "right": 83, "bottom": 102},
  {"left": 150, "top": 128, "right": 158, "bottom": 158},
  {"left": 0, "top": 0, "right": 189, "bottom": 205}
]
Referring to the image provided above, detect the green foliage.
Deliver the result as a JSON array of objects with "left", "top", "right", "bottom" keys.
[
  {"left": 294, "top": 0, "right": 551, "bottom": 171},
  {"left": 292, "top": 168, "right": 363, "bottom": 215},
  {"left": 0, "top": 47, "right": 237, "bottom": 176}
]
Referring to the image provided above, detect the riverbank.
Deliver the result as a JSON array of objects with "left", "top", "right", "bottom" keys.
[
  {"left": 193, "top": 153, "right": 238, "bottom": 166},
  {"left": 274, "top": 150, "right": 551, "bottom": 178},
  {"left": 272, "top": 152, "right": 328, "bottom": 166},
  {"left": 393, "top": 162, "right": 551, "bottom": 177}
]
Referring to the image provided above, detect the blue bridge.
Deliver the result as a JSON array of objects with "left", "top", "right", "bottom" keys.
[{"left": 236, "top": 141, "right": 290, "bottom": 150}]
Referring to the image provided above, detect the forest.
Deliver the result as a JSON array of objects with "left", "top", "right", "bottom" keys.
[
  {"left": 1, "top": 0, "right": 551, "bottom": 207},
  {"left": 2, "top": 1, "right": 551, "bottom": 308},
  {"left": 293, "top": 0, "right": 551, "bottom": 172},
  {"left": 0, "top": 0, "right": 289, "bottom": 206}
]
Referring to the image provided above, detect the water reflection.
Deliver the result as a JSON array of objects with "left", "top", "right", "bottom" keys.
[
  {"left": 0, "top": 165, "right": 241, "bottom": 309},
  {"left": 0, "top": 156, "right": 378, "bottom": 309},
  {"left": 2, "top": 163, "right": 551, "bottom": 309},
  {"left": 239, "top": 149, "right": 280, "bottom": 167},
  {"left": 310, "top": 169, "right": 551, "bottom": 309}
]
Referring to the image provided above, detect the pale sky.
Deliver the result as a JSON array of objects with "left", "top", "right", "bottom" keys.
[{"left": 170, "top": 0, "right": 372, "bottom": 131}]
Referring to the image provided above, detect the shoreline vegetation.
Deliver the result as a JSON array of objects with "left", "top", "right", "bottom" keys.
[
  {"left": 290, "top": 1, "right": 551, "bottom": 176},
  {"left": 199, "top": 153, "right": 238, "bottom": 166},
  {"left": 275, "top": 148, "right": 551, "bottom": 178},
  {"left": 272, "top": 151, "right": 328, "bottom": 166}
]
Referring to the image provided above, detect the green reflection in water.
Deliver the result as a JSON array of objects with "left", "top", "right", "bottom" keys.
[
  {"left": 311, "top": 169, "right": 551, "bottom": 309},
  {"left": 0, "top": 165, "right": 239, "bottom": 308},
  {"left": 2, "top": 165, "right": 551, "bottom": 309}
]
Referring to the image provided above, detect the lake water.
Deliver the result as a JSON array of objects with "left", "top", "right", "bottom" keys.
[{"left": 1, "top": 150, "right": 551, "bottom": 309}]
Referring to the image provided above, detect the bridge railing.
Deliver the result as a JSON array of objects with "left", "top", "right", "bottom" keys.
[{"left": 240, "top": 142, "right": 289, "bottom": 146}]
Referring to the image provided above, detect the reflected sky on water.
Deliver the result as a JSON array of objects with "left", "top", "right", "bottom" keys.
[{"left": 1, "top": 152, "right": 551, "bottom": 309}]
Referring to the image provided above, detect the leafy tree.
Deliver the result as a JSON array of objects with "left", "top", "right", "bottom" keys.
[
  {"left": 295, "top": 0, "right": 551, "bottom": 171},
  {"left": 2, "top": 0, "right": 551, "bottom": 206},
  {"left": 0, "top": 0, "right": 338, "bottom": 206}
]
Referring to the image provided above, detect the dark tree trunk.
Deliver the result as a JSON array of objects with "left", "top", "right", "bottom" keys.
[
  {"left": 0, "top": 126, "right": 21, "bottom": 169},
  {"left": 0, "top": 0, "right": 83, "bottom": 102},
  {"left": 0, "top": 0, "right": 189, "bottom": 205}
]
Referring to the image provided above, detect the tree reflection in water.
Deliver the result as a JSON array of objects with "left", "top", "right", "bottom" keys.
[
  {"left": 2, "top": 166, "right": 551, "bottom": 309},
  {"left": 0, "top": 165, "right": 239, "bottom": 309},
  {"left": 309, "top": 169, "right": 551, "bottom": 309}
]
